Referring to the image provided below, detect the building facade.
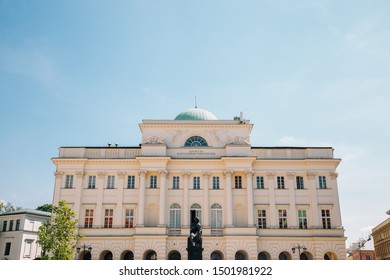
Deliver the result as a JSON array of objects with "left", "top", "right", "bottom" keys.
[
  {"left": 372, "top": 210, "right": 390, "bottom": 260},
  {"left": 0, "top": 209, "right": 51, "bottom": 260},
  {"left": 52, "top": 108, "right": 346, "bottom": 260}
]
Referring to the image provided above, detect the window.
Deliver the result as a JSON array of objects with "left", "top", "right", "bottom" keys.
[
  {"left": 15, "top": 220, "right": 20, "bottom": 231},
  {"left": 319, "top": 176, "right": 327, "bottom": 189},
  {"left": 278, "top": 209, "right": 288, "bottom": 229},
  {"left": 191, "top": 204, "right": 202, "bottom": 224},
  {"left": 298, "top": 210, "right": 307, "bottom": 229},
  {"left": 125, "top": 209, "right": 134, "bottom": 228},
  {"left": 193, "top": 176, "right": 200, "bottom": 189},
  {"left": 65, "top": 175, "right": 74, "bottom": 188},
  {"left": 24, "top": 240, "right": 32, "bottom": 257},
  {"left": 127, "top": 175, "right": 135, "bottom": 189},
  {"left": 3, "top": 221, "right": 7, "bottom": 231},
  {"left": 9, "top": 220, "right": 13, "bottom": 231},
  {"left": 257, "top": 210, "right": 267, "bottom": 229},
  {"left": 4, "top": 242, "right": 11, "bottom": 256},
  {"left": 184, "top": 136, "right": 208, "bottom": 147},
  {"left": 277, "top": 176, "right": 285, "bottom": 189},
  {"left": 150, "top": 175, "right": 157, "bottom": 188},
  {"left": 169, "top": 204, "right": 181, "bottom": 228},
  {"left": 212, "top": 176, "right": 220, "bottom": 189},
  {"left": 172, "top": 176, "right": 180, "bottom": 189},
  {"left": 211, "top": 204, "right": 222, "bottom": 229},
  {"left": 322, "top": 209, "right": 331, "bottom": 229},
  {"left": 84, "top": 209, "right": 94, "bottom": 228},
  {"left": 256, "top": 176, "right": 264, "bottom": 189},
  {"left": 104, "top": 209, "right": 113, "bottom": 228},
  {"left": 296, "top": 176, "right": 304, "bottom": 189},
  {"left": 234, "top": 176, "right": 242, "bottom": 189},
  {"left": 107, "top": 175, "right": 115, "bottom": 189},
  {"left": 88, "top": 176, "right": 96, "bottom": 189}
]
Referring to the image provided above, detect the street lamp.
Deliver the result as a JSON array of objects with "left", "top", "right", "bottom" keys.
[
  {"left": 291, "top": 244, "right": 307, "bottom": 260},
  {"left": 76, "top": 244, "right": 92, "bottom": 260}
]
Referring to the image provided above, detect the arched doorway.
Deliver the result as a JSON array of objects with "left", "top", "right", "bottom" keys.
[
  {"left": 100, "top": 250, "right": 113, "bottom": 260},
  {"left": 168, "top": 250, "right": 181, "bottom": 260},
  {"left": 122, "top": 251, "right": 134, "bottom": 260},
  {"left": 278, "top": 251, "right": 291, "bottom": 260},
  {"left": 144, "top": 250, "right": 157, "bottom": 260},
  {"left": 258, "top": 251, "right": 271, "bottom": 260},
  {"left": 300, "top": 251, "right": 313, "bottom": 260},
  {"left": 210, "top": 250, "right": 223, "bottom": 260},
  {"left": 235, "top": 250, "right": 248, "bottom": 260},
  {"left": 324, "top": 251, "right": 338, "bottom": 260}
]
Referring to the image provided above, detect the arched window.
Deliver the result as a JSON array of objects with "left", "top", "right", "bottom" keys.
[
  {"left": 210, "top": 251, "right": 223, "bottom": 260},
  {"left": 191, "top": 204, "right": 202, "bottom": 224},
  {"left": 278, "top": 252, "right": 289, "bottom": 260},
  {"left": 169, "top": 203, "right": 181, "bottom": 228},
  {"left": 258, "top": 251, "right": 270, "bottom": 260},
  {"left": 144, "top": 250, "right": 157, "bottom": 260},
  {"left": 168, "top": 251, "right": 181, "bottom": 260},
  {"left": 122, "top": 251, "right": 134, "bottom": 260},
  {"left": 211, "top": 204, "right": 222, "bottom": 229},
  {"left": 100, "top": 251, "right": 113, "bottom": 260},
  {"left": 185, "top": 136, "right": 208, "bottom": 147},
  {"left": 235, "top": 250, "right": 247, "bottom": 260}
]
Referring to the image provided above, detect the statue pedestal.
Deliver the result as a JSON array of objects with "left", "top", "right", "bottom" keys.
[{"left": 187, "top": 237, "right": 203, "bottom": 260}]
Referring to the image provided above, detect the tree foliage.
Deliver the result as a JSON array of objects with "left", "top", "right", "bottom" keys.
[
  {"left": 0, "top": 201, "right": 22, "bottom": 214},
  {"left": 37, "top": 200, "right": 81, "bottom": 260},
  {"left": 36, "top": 203, "right": 53, "bottom": 213}
]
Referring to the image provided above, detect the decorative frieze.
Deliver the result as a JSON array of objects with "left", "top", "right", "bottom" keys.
[
  {"left": 330, "top": 172, "right": 338, "bottom": 179},
  {"left": 306, "top": 172, "right": 317, "bottom": 180},
  {"left": 266, "top": 172, "right": 276, "bottom": 179},
  {"left": 54, "top": 171, "right": 64, "bottom": 178},
  {"left": 286, "top": 172, "right": 296, "bottom": 180}
]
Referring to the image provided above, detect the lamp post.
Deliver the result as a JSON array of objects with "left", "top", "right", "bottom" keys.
[
  {"left": 291, "top": 244, "right": 307, "bottom": 260},
  {"left": 76, "top": 244, "right": 92, "bottom": 260}
]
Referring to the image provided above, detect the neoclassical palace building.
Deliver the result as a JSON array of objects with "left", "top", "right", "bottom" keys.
[{"left": 52, "top": 107, "right": 346, "bottom": 260}]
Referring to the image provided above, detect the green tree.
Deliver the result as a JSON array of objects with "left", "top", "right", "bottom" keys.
[
  {"left": 37, "top": 200, "right": 81, "bottom": 260},
  {"left": 36, "top": 203, "right": 53, "bottom": 213},
  {"left": 0, "top": 201, "right": 22, "bottom": 214}
]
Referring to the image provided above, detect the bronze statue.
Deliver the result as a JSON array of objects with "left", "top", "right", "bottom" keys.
[{"left": 190, "top": 216, "right": 202, "bottom": 247}]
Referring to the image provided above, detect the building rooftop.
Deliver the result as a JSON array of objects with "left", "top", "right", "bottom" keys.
[
  {"left": 0, "top": 209, "right": 51, "bottom": 217},
  {"left": 174, "top": 107, "right": 218, "bottom": 120}
]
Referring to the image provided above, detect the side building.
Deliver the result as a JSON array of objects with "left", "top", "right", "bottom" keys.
[
  {"left": 372, "top": 210, "right": 390, "bottom": 260},
  {"left": 52, "top": 108, "right": 346, "bottom": 260},
  {"left": 0, "top": 209, "right": 51, "bottom": 260}
]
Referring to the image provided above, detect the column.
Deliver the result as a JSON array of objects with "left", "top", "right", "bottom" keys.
[
  {"left": 116, "top": 172, "right": 127, "bottom": 227},
  {"left": 202, "top": 172, "right": 211, "bottom": 228},
  {"left": 330, "top": 172, "right": 342, "bottom": 227},
  {"left": 224, "top": 170, "right": 233, "bottom": 227},
  {"left": 267, "top": 172, "right": 277, "bottom": 228},
  {"left": 245, "top": 170, "right": 255, "bottom": 227},
  {"left": 182, "top": 172, "right": 191, "bottom": 228},
  {"left": 74, "top": 171, "right": 85, "bottom": 223},
  {"left": 137, "top": 170, "right": 147, "bottom": 227},
  {"left": 307, "top": 172, "right": 319, "bottom": 227},
  {"left": 95, "top": 171, "right": 106, "bottom": 228},
  {"left": 158, "top": 170, "right": 168, "bottom": 227},
  {"left": 53, "top": 171, "right": 64, "bottom": 204},
  {"left": 287, "top": 172, "right": 297, "bottom": 228}
]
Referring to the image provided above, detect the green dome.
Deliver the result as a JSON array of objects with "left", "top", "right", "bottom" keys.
[{"left": 175, "top": 107, "right": 217, "bottom": 120}]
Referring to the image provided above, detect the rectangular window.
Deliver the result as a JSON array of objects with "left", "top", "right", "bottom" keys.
[
  {"left": 256, "top": 176, "right": 264, "bottom": 189},
  {"left": 296, "top": 176, "right": 304, "bottom": 189},
  {"left": 322, "top": 209, "right": 331, "bottom": 229},
  {"left": 23, "top": 240, "right": 32, "bottom": 257},
  {"left": 9, "top": 220, "right": 13, "bottom": 231},
  {"left": 88, "top": 175, "right": 96, "bottom": 189},
  {"left": 2, "top": 221, "right": 7, "bottom": 231},
  {"left": 277, "top": 176, "right": 285, "bottom": 189},
  {"left": 125, "top": 209, "right": 134, "bottom": 228},
  {"left": 4, "top": 242, "right": 11, "bottom": 256},
  {"left": 65, "top": 175, "right": 74, "bottom": 188},
  {"left": 319, "top": 176, "right": 327, "bottom": 189},
  {"left": 212, "top": 176, "right": 220, "bottom": 189},
  {"left": 127, "top": 175, "right": 135, "bottom": 189},
  {"left": 193, "top": 176, "right": 200, "bottom": 189},
  {"left": 257, "top": 210, "right": 267, "bottom": 229},
  {"left": 107, "top": 175, "right": 115, "bottom": 189},
  {"left": 84, "top": 209, "right": 94, "bottom": 228},
  {"left": 298, "top": 210, "right": 307, "bottom": 229},
  {"left": 172, "top": 176, "right": 180, "bottom": 189},
  {"left": 104, "top": 209, "right": 113, "bottom": 228},
  {"left": 235, "top": 176, "right": 242, "bottom": 189},
  {"left": 15, "top": 220, "right": 20, "bottom": 231},
  {"left": 278, "top": 209, "right": 288, "bottom": 229},
  {"left": 150, "top": 175, "right": 157, "bottom": 189}
]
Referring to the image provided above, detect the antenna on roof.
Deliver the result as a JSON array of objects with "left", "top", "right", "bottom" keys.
[{"left": 195, "top": 96, "right": 198, "bottom": 108}]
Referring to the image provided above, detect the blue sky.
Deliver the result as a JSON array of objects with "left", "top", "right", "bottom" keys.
[{"left": 1, "top": 0, "right": 389, "bottom": 247}]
